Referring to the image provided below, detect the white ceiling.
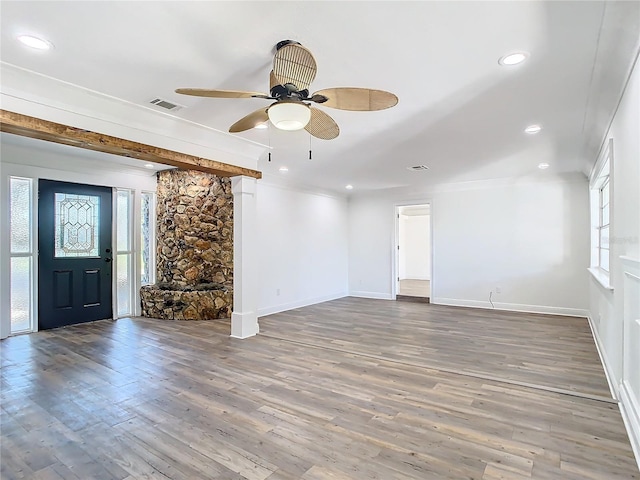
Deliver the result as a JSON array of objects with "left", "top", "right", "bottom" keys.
[{"left": 1, "top": 1, "right": 638, "bottom": 194}]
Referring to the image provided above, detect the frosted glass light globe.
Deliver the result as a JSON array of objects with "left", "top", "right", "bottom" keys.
[{"left": 268, "top": 103, "right": 311, "bottom": 131}]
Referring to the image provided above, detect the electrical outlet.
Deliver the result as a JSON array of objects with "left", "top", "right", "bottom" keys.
[{"left": 495, "top": 286, "right": 502, "bottom": 294}]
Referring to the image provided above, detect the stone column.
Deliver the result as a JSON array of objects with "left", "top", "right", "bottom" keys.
[{"left": 230, "top": 176, "right": 258, "bottom": 338}]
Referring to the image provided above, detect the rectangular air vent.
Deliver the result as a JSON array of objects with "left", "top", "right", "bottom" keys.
[
  {"left": 408, "top": 165, "right": 430, "bottom": 171},
  {"left": 149, "top": 98, "right": 181, "bottom": 111}
]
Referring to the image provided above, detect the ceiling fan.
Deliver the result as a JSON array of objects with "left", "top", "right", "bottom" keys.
[{"left": 175, "top": 40, "right": 398, "bottom": 140}]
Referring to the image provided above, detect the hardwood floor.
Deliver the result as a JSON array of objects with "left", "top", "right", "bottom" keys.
[
  {"left": 261, "top": 298, "right": 612, "bottom": 399},
  {"left": 1, "top": 298, "right": 638, "bottom": 479}
]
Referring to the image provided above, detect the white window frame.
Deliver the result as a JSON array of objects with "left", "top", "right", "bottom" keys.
[
  {"left": 140, "top": 190, "right": 156, "bottom": 287},
  {"left": 8, "top": 177, "right": 36, "bottom": 334},
  {"left": 589, "top": 138, "right": 613, "bottom": 290},
  {"left": 115, "top": 188, "right": 135, "bottom": 317}
]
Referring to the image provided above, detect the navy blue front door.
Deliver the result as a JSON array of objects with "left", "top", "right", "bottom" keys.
[{"left": 38, "top": 180, "right": 113, "bottom": 330}]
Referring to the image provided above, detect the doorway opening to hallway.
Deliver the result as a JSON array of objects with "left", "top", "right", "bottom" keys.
[{"left": 396, "top": 204, "right": 431, "bottom": 302}]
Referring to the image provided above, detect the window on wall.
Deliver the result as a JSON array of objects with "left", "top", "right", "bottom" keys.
[
  {"left": 116, "top": 189, "right": 134, "bottom": 317},
  {"left": 140, "top": 191, "right": 155, "bottom": 286},
  {"left": 589, "top": 139, "right": 612, "bottom": 288},
  {"left": 9, "top": 177, "right": 34, "bottom": 333}
]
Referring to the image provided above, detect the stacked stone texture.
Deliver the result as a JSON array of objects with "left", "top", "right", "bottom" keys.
[{"left": 140, "top": 169, "right": 233, "bottom": 320}]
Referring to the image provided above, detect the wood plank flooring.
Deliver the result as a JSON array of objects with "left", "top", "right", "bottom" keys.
[
  {"left": 262, "top": 298, "right": 612, "bottom": 399},
  {"left": 1, "top": 298, "right": 638, "bottom": 479}
]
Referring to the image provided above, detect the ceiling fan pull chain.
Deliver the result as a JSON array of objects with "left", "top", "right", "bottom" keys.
[
  {"left": 268, "top": 124, "right": 272, "bottom": 162},
  {"left": 309, "top": 134, "right": 312, "bottom": 160}
]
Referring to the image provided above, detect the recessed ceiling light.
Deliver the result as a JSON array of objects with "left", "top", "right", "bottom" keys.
[
  {"left": 524, "top": 124, "right": 542, "bottom": 134},
  {"left": 255, "top": 123, "right": 268, "bottom": 129},
  {"left": 17, "top": 34, "right": 53, "bottom": 50},
  {"left": 144, "top": 163, "right": 155, "bottom": 169},
  {"left": 279, "top": 166, "right": 289, "bottom": 172},
  {"left": 499, "top": 52, "right": 528, "bottom": 66},
  {"left": 345, "top": 184, "right": 354, "bottom": 190},
  {"left": 538, "top": 163, "right": 550, "bottom": 170}
]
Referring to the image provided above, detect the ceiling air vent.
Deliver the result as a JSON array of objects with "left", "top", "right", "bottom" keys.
[
  {"left": 407, "top": 165, "right": 430, "bottom": 171},
  {"left": 149, "top": 98, "right": 182, "bottom": 111}
]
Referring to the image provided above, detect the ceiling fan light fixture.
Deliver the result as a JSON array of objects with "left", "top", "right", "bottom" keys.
[
  {"left": 254, "top": 122, "right": 268, "bottom": 129},
  {"left": 268, "top": 102, "right": 311, "bottom": 131}
]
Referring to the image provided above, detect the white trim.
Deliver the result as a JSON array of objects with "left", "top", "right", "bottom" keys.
[
  {"left": 349, "top": 291, "right": 395, "bottom": 301},
  {"left": 621, "top": 256, "right": 640, "bottom": 266},
  {"left": 258, "top": 292, "right": 348, "bottom": 317},
  {"left": 619, "top": 380, "right": 640, "bottom": 472},
  {"left": 230, "top": 311, "right": 259, "bottom": 339},
  {"left": 588, "top": 267, "right": 614, "bottom": 291},
  {"left": 111, "top": 187, "right": 118, "bottom": 319},
  {"left": 586, "top": 315, "right": 618, "bottom": 399},
  {"left": 432, "top": 297, "right": 590, "bottom": 318},
  {"left": 399, "top": 276, "right": 431, "bottom": 281}
]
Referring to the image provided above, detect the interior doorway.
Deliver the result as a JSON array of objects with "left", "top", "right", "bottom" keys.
[{"left": 396, "top": 204, "right": 431, "bottom": 302}]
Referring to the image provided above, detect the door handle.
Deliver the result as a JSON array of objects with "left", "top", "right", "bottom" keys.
[{"left": 105, "top": 258, "right": 112, "bottom": 263}]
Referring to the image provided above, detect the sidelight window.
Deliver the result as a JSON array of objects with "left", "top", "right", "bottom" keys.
[
  {"left": 9, "top": 177, "right": 34, "bottom": 333},
  {"left": 140, "top": 191, "right": 155, "bottom": 286},
  {"left": 116, "top": 189, "right": 134, "bottom": 317}
]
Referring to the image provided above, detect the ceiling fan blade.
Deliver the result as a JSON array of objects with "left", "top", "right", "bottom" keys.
[
  {"left": 311, "top": 88, "right": 398, "bottom": 111},
  {"left": 229, "top": 107, "right": 269, "bottom": 133},
  {"left": 270, "top": 70, "right": 280, "bottom": 90},
  {"left": 305, "top": 107, "right": 340, "bottom": 140},
  {"left": 273, "top": 43, "right": 317, "bottom": 90},
  {"left": 175, "top": 88, "right": 267, "bottom": 98}
]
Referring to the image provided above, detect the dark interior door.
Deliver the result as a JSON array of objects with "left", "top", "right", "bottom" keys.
[{"left": 38, "top": 180, "right": 113, "bottom": 330}]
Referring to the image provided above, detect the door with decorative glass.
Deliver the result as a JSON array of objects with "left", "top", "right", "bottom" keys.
[{"left": 38, "top": 180, "right": 113, "bottom": 330}]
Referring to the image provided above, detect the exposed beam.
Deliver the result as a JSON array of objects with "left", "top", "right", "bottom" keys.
[{"left": 0, "top": 109, "right": 262, "bottom": 179}]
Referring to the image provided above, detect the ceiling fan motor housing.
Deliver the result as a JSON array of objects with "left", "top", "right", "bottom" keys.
[{"left": 276, "top": 39, "right": 302, "bottom": 50}]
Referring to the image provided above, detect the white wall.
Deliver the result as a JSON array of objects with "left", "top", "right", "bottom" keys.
[
  {"left": 399, "top": 214, "right": 431, "bottom": 280},
  {"left": 0, "top": 137, "right": 157, "bottom": 338},
  {"left": 588, "top": 52, "right": 640, "bottom": 462},
  {"left": 349, "top": 173, "right": 590, "bottom": 316},
  {"left": 256, "top": 180, "right": 349, "bottom": 316}
]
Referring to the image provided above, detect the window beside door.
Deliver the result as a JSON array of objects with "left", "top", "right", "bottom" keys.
[
  {"left": 7, "top": 180, "right": 156, "bottom": 334},
  {"left": 9, "top": 177, "right": 34, "bottom": 334},
  {"left": 115, "top": 189, "right": 156, "bottom": 317}
]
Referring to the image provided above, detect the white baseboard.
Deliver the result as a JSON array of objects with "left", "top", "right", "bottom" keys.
[
  {"left": 349, "top": 291, "right": 395, "bottom": 300},
  {"left": 257, "top": 292, "right": 348, "bottom": 317},
  {"left": 620, "top": 380, "right": 640, "bottom": 472},
  {"left": 400, "top": 276, "right": 431, "bottom": 281},
  {"left": 432, "top": 297, "right": 590, "bottom": 318},
  {"left": 586, "top": 314, "right": 618, "bottom": 399},
  {"left": 230, "top": 311, "right": 259, "bottom": 339}
]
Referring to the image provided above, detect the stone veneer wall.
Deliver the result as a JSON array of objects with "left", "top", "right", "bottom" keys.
[{"left": 140, "top": 169, "right": 233, "bottom": 320}]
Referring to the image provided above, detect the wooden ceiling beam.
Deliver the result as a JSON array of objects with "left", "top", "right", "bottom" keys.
[{"left": 0, "top": 109, "right": 262, "bottom": 179}]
